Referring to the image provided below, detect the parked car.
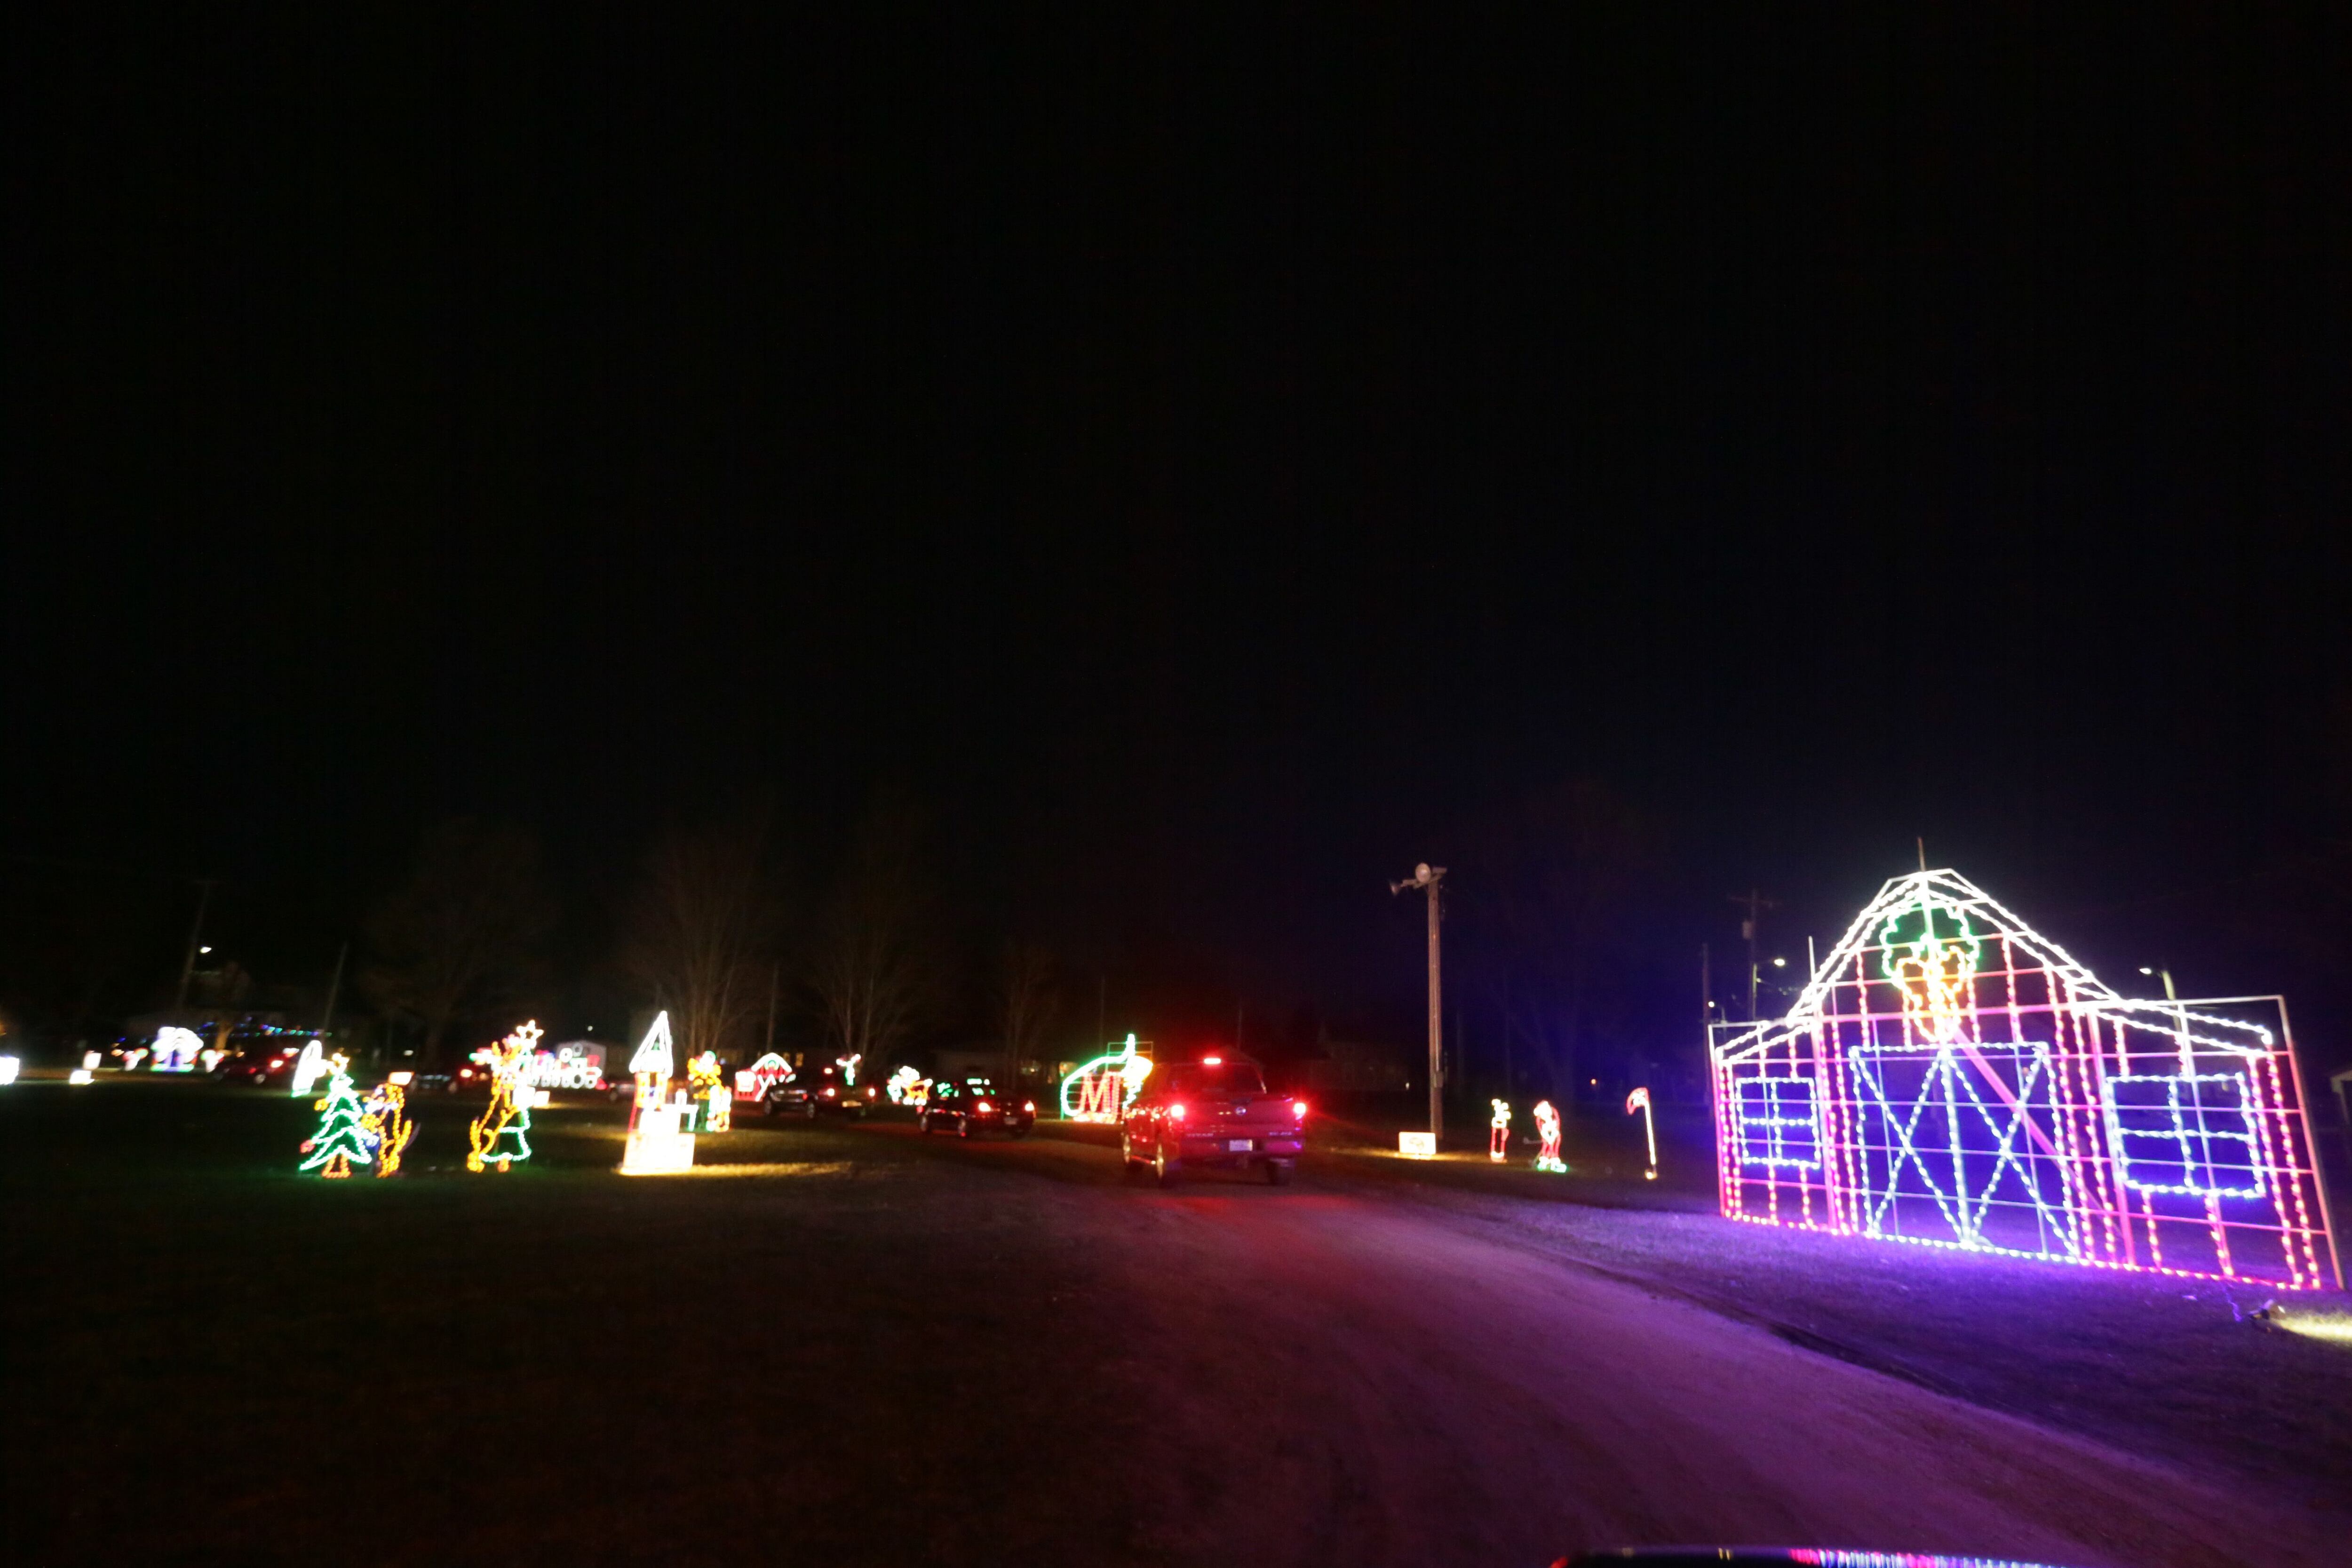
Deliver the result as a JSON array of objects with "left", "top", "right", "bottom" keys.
[
  {"left": 918, "top": 1075, "right": 1035, "bottom": 1138},
  {"left": 1120, "top": 1054, "right": 1305, "bottom": 1185},
  {"left": 213, "top": 1048, "right": 298, "bottom": 1087},
  {"left": 764, "top": 1059, "right": 878, "bottom": 1120}
]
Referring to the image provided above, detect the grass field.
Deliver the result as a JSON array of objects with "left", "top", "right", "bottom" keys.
[{"left": 3, "top": 1080, "right": 1138, "bottom": 1564}]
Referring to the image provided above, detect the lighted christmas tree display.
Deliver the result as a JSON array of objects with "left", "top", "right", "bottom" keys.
[{"left": 299, "top": 1054, "right": 376, "bottom": 1179}]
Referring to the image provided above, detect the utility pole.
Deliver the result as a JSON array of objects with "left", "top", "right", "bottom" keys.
[
  {"left": 1727, "top": 886, "right": 1778, "bottom": 1022},
  {"left": 172, "top": 878, "right": 216, "bottom": 1022},
  {"left": 1391, "top": 863, "right": 1447, "bottom": 1145},
  {"left": 1700, "top": 941, "right": 1712, "bottom": 1051},
  {"left": 317, "top": 941, "right": 349, "bottom": 1040}
]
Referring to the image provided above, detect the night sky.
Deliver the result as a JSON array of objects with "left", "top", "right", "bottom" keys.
[{"left": 9, "top": 9, "right": 2350, "bottom": 1068}]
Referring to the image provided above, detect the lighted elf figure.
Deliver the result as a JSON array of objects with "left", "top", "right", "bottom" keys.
[
  {"left": 361, "top": 1073, "right": 418, "bottom": 1178},
  {"left": 689, "top": 1050, "right": 730, "bottom": 1134},
  {"left": 1488, "top": 1098, "right": 1511, "bottom": 1162},
  {"left": 1532, "top": 1099, "right": 1565, "bottom": 1173},
  {"left": 299, "top": 1053, "right": 377, "bottom": 1179},
  {"left": 465, "top": 1022, "right": 540, "bottom": 1174}
]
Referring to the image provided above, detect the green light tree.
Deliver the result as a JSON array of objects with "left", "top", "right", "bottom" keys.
[{"left": 299, "top": 1058, "right": 375, "bottom": 1179}]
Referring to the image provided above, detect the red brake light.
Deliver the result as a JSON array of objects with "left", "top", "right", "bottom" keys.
[
  {"left": 1202, "top": 1055, "right": 1222, "bottom": 1066},
  {"left": 976, "top": 1100, "right": 993, "bottom": 1114},
  {"left": 1292, "top": 1099, "right": 1309, "bottom": 1120},
  {"left": 1022, "top": 1100, "right": 1035, "bottom": 1113},
  {"left": 1169, "top": 1103, "right": 1186, "bottom": 1121}
]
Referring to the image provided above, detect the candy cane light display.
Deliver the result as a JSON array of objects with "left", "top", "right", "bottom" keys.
[
  {"left": 1710, "top": 868, "right": 2340, "bottom": 1289},
  {"left": 1625, "top": 1086, "right": 1658, "bottom": 1180}
]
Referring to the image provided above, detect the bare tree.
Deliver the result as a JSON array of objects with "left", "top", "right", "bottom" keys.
[
  {"left": 993, "top": 939, "right": 1060, "bottom": 1090},
  {"left": 1462, "top": 778, "right": 1657, "bottom": 1098},
  {"left": 810, "top": 795, "right": 940, "bottom": 1073},
  {"left": 627, "top": 810, "right": 779, "bottom": 1066},
  {"left": 360, "top": 820, "right": 555, "bottom": 1067}
]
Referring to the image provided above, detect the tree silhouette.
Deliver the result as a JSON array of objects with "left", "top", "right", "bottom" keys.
[
  {"left": 359, "top": 820, "right": 553, "bottom": 1068},
  {"left": 810, "top": 792, "right": 941, "bottom": 1074},
  {"left": 626, "top": 807, "right": 780, "bottom": 1067}
]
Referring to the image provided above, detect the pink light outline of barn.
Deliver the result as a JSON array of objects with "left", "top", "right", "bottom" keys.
[{"left": 1708, "top": 868, "right": 2342, "bottom": 1290}]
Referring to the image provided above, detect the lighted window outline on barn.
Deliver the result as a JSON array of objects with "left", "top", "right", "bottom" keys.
[
  {"left": 1707, "top": 868, "right": 2341, "bottom": 1291},
  {"left": 2103, "top": 1072, "right": 2265, "bottom": 1200},
  {"left": 1734, "top": 1076, "right": 1822, "bottom": 1170}
]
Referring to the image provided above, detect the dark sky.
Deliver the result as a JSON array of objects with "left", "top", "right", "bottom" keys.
[{"left": 9, "top": 8, "right": 2350, "bottom": 1061}]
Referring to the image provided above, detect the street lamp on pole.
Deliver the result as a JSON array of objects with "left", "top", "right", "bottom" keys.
[{"left": 1391, "top": 862, "right": 1447, "bottom": 1146}]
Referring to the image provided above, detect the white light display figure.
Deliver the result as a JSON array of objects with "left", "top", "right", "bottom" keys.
[
  {"left": 886, "top": 1065, "right": 929, "bottom": 1107},
  {"left": 154, "top": 1027, "right": 202, "bottom": 1073},
  {"left": 620, "top": 1011, "right": 696, "bottom": 1174},
  {"left": 290, "top": 1040, "right": 327, "bottom": 1097}
]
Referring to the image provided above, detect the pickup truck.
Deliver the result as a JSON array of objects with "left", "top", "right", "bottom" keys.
[{"left": 1120, "top": 1055, "right": 1306, "bottom": 1186}]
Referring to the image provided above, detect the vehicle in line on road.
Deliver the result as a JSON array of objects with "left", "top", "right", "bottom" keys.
[
  {"left": 213, "top": 1048, "right": 300, "bottom": 1087},
  {"left": 1120, "top": 1054, "right": 1304, "bottom": 1185},
  {"left": 919, "top": 1075, "right": 1035, "bottom": 1138},
  {"left": 764, "top": 1059, "right": 878, "bottom": 1120}
]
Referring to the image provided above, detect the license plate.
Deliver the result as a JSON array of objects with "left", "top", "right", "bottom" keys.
[{"left": 1228, "top": 1138, "right": 1254, "bottom": 1153}]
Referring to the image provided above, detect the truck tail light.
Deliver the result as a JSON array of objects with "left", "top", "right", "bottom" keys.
[{"left": 1292, "top": 1099, "right": 1310, "bottom": 1120}]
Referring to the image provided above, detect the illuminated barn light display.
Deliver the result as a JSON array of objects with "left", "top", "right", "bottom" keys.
[{"left": 1710, "top": 869, "right": 2340, "bottom": 1289}]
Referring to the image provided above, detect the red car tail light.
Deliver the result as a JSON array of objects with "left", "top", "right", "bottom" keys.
[
  {"left": 976, "top": 1100, "right": 994, "bottom": 1114},
  {"left": 1292, "top": 1099, "right": 1309, "bottom": 1120},
  {"left": 1168, "top": 1103, "right": 1186, "bottom": 1121},
  {"left": 1022, "top": 1100, "right": 1035, "bottom": 1113}
]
